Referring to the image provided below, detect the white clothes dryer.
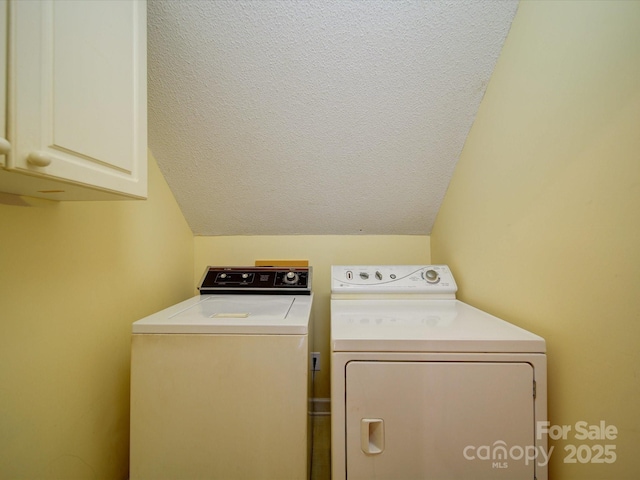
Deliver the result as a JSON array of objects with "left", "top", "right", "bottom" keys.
[
  {"left": 330, "top": 265, "right": 547, "bottom": 480},
  {"left": 130, "top": 266, "right": 313, "bottom": 480}
]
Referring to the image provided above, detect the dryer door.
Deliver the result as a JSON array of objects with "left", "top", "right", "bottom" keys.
[{"left": 345, "top": 361, "right": 538, "bottom": 480}]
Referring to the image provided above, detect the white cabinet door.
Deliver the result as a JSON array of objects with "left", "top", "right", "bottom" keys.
[
  {"left": 346, "top": 361, "right": 537, "bottom": 480},
  {"left": 0, "top": 0, "right": 8, "bottom": 166},
  {"left": 3, "top": 0, "right": 146, "bottom": 200}
]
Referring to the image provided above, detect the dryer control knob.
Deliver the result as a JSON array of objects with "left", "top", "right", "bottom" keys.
[
  {"left": 424, "top": 269, "right": 440, "bottom": 284},
  {"left": 360, "top": 272, "right": 370, "bottom": 280}
]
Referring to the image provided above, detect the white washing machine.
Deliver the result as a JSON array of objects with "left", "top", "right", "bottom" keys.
[
  {"left": 330, "top": 265, "right": 548, "bottom": 480},
  {"left": 130, "top": 266, "right": 313, "bottom": 480}
]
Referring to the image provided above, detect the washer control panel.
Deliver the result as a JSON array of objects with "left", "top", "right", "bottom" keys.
[
  {"left": 331, "top": 265, "right": 457, "bottom": 296},
  {"left": 199, "top": 266, "right": 312, "bottom": 295}
]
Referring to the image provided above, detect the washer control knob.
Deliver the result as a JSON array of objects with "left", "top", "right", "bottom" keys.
[
  {"left": 360, "top": 272, "right": 369, "bottom": 280},
  {"left": 375, "top": 271, "right": 383, "bottom": 281},
  {"left": 424, "top": 269, "right": 440, "bottom": 284},
  {"left": 242, "top": 273, "right": 249, "bottom": 279},
  {"left": 220, "top": 273, "right": 228, "bottom": 279},
  {"left": 284, "top": 271, "right": 299, "bottom": 284}
]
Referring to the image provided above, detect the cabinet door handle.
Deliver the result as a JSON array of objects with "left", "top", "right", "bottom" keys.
[
  {"left": 0, "top": 138, "right": 10, "bottom": 155},
  {"left": 27, "top": 151, "right": 53, "bottom": 167},
  {"left": 361, "top": 418, "right": 385, "bottom": 455}
]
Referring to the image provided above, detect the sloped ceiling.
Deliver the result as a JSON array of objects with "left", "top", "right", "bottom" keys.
[{"left": 147, "top": 0, "right": 518, "bottom": 235}]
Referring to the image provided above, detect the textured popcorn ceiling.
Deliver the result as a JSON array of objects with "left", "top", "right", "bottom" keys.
[{"left": 147, "top": 0, "right": 518, "bottom": 235}]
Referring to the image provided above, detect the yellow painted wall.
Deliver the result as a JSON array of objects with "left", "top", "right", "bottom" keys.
[
  {"left": 194, "top": 235, "right": 430, "bottom": 398},
  {"left": 431, "top": 1, "right": 640, "bottom": 478},
  {"left": 0, "top": 153, "right": 194, "bottom": 479}
]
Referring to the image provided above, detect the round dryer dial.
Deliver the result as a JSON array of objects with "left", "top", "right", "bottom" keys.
[{"left": 424, "top": 269, "right": 440, "bottom": 283}]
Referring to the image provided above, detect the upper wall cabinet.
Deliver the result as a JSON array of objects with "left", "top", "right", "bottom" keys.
[
  {"left": 0, "top": 0, "right": 147, "bottom": 201},
  {"left": 0, "top": 1, "right": 7, "bottom": 165}
]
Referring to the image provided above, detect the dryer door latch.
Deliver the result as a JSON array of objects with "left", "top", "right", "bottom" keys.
[{"left": 361, "top": 418, "right": 385, "bottom": 455}]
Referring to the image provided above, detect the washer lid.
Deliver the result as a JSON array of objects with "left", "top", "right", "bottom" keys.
[
  {"left": 133, "top": 294, "right": 312, "bottom": 334},
  {"left": 331, "top": 299, "right": 545, "bottom": 353}
]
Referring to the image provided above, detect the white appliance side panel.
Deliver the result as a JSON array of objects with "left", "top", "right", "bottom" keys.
[{"left": 345, "top": 361, "right": 536, "bottom": 480}]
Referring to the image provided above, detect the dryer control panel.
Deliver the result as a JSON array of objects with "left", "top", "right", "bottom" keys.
[{"left": 331, "top": 265, "right": 457, "bottom": 296}]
